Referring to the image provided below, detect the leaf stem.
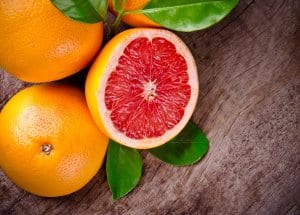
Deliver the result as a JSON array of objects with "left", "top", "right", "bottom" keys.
[{"left": 111, "top": 10, "right": 124, "bottom": 35}]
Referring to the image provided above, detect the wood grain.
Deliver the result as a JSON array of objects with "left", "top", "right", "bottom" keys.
[{"left": 0, "top": 0, "right": 299, "bottom": 214}]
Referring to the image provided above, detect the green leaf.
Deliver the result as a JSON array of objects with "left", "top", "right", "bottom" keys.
[
  {"left": 138, "top": 0, "right": 239, "bottom": 32},
  {"left": 106, "top": 140, "right": 142, "bottom": 200},
  {"left": 51, "top": 0, "right": 108, "bottom": 23},
  {"left": 148, "top": 121, "right": 209, "bottom": 166},
  {"left": 112, "top": 0, "right": 127, "bottom": 13}
]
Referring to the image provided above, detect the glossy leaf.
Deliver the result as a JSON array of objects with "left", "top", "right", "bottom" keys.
[
  {"left": 112, "top": 0, "right": 126, "bottom": 13},
  {"left": 138, "top": 0, "right": 239, "bottom": 32},
  {"left": 51, "top": 0, "right": 108, "bottom": 23},
  {"left": 106, "top": 140, "right": 142, "bottom": 200},
  {"left": 149, "top": 121, "right": 209, "bottom": 166}
]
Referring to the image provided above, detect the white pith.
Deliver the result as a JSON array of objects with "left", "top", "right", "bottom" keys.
[
  {"left": 143, "top": 80, "right": 157, "bottom": 101},
  {"left": 97, "top": 29, "right": 199, "bottom": 149}
]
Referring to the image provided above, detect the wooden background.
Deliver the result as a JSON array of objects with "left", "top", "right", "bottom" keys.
[{"left": 0, "top": 0, "right": 299, "bottom": 214}]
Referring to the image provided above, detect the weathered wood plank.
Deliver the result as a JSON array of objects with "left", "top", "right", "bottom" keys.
[{"left": 0, "top": 0, "right": 299, "bottom": 214}]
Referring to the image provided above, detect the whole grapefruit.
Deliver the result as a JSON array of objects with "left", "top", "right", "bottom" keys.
[
  {"left": 0, "top": 84, "right": 108, "bottom": 197},
  {"left": 0, "top": 0, "right": 103, "bottom": 82}
]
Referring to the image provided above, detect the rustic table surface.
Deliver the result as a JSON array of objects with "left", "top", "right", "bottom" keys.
[{"left": 0, "top": 0, "right": 299, "bottom": 214}]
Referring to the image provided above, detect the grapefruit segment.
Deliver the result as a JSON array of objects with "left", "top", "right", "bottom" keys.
[{"left": 86, "top": 28, "right": 199, "bottom": 149}]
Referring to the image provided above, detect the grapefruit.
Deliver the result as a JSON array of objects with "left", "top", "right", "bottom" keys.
[
  {"left": 108, "top": 0, "right": 160, "bottom": 27},
  {"left": 0, "top": 84, "right": 108, "bottom": 197},
  {"left": 86, "top": 28, "right": 199, "bottom": 149},
  {"left": 0, "top": 0, "right": 103, "bottom": 83}
]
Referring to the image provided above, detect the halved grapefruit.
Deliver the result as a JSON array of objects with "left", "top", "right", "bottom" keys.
[{"left": 85, "top": 28, "right": 199, "bottom": 149}]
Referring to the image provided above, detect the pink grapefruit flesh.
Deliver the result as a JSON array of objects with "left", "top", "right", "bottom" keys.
[{"left": 105, "top": 37, "right": 191, "bottom": 139}]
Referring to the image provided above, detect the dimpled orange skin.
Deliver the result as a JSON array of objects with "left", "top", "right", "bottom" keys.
[
  {"left": 109, "top": 0, "right": 160, "bottom": 27},
  {"left": 0, "top": 0, "right": 103, "bottom": 83},
  {"left": 0, "top": 84, "right": 108, "bottom": 197}
]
